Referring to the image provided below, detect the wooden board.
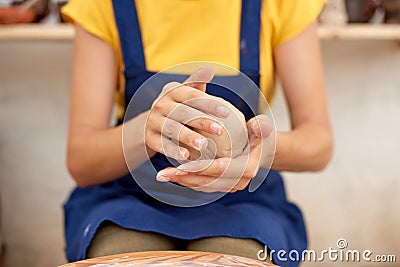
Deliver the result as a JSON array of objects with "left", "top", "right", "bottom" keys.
[{"left": 59, "top": 251, "right": 278, "bottom": 267}]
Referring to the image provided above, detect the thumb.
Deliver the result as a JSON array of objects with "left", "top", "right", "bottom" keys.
[
  {"left": 247, "top": 115, "right": 273, "bottom": 140},
  {"left": 184, "top": 65, "right": 215, "bottom": 92}
]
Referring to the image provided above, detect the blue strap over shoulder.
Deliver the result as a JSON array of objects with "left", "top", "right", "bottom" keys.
[
  {"left": 240, "top": 0, "right": 262, "bottom": 74},
  {"left": 111, "top": 0, "right": 146, "bottom": 70}
]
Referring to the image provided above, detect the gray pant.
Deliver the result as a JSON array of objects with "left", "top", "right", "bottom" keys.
[{"left": 87, "top": 222, "right": 271, "bottom": 263}]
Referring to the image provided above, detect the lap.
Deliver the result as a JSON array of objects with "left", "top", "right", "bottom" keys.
[
  {"left": 87, "top": 221, "right": 178, "bottom": 258},
  {"left": 187, "top": 236, "right": 271, "bottom": 263},
  {"left": 87, "top": 222, "right": 271, "bottom": 263}
]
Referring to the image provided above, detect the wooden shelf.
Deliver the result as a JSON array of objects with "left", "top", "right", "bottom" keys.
[
  {"left": 318, "top": 24, "right": 400, "bottom": 40},
  {"left": 0, "top": 24, "right": 74, "bottom": 41},
  {"left": 0, "top": 23, "right": 400, "bottom": 41}
]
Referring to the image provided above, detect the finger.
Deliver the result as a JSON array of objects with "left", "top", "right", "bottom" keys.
[
  {"left": 146, "top": 130, "right": 189, "bottom": 160},
  {"left": 161, "top": 117, "right": 208, "bottom": 151},
  {"left": 177, "top": 159, "right": 215, "bottom": 173},
  {"left": 177, "top": 156, "right": 249, "bottom": 181},
  {"left": 183, "top": 96, "right": 230, "bottom": 119},
  {"left": 243, "top": 146, "right": 262, "bottom": 178},
  {"left": 156, "top": 168, "right": 218, "bottom": 190},
  {"left": 216, "top": 155, "right": 249, "bottom": 179},
  {"left": 166, "top": 103, "right": 224, "bottom": 136},
  {"left": 156, "top": 167, "right": 187, "bottom": 182},
  {"left": 172, "top": 173, "right": 250, "bottom": 192},
  {"left": 187, "top": 118, "right": 224, "bottom": 136},
  {"left": 177, "top": 158, "right": 227, "bottom": 176},
  {"left": 171, "top": 174, "right": 215, "bottom": 186},
  {"left": 183, "top": 66, "right": 215, "bottom": 92},
  {"left": 232, "top": 176, "right": 252, "bottom": 191},
  {"left": 161, "top": 138, "right": 190, "bottom": 160},
  {"left": 247, "top": 115, "right": 273, "bottom": 139},
  {"left": 246, "top": 116, "right": 274, "bottom": 171},
  {"left": 171, "top": 174, "right": 236, "bottom": 193},
  {"left": 159, "top": 84, "right": 230, "bottom": 118}
]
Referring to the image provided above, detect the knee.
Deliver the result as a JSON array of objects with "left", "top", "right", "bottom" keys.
[
  {"left": 86, "top": 222, "right": 176, "bottom": 258},
  {"left": 187, "top": 236, "right": 266, "bottom": 261}
]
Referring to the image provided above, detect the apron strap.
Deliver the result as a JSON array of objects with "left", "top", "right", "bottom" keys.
[
  {"left": 240, "top": 0, "right": 262, "bottom": 74},
  {"left": 112, "top": 0, "right": 146, "bottom": 70}
]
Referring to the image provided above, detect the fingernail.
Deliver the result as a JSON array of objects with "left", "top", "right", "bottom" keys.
[
  {"left": 210, "top": 122, "right": 223, "bottom": 135},
  {"left": 194, "top": 137, "right": 208, "bottom": 151},
  {"left": 159, "top": 168, "right": 177, "bottom": 176},
  {"left": 156, "top": 174, "right": 170, "bottom": 182},
  {"left": 179, "top": 147, "right": 189, "bottom": 159},
  {"left": 216, "top": 105, "right": 230, "bottom": 117}
]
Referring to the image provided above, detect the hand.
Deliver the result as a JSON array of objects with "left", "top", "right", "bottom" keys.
[
  {"left": 145, "top": 66, "right": 231, "bottom": 161},
  {"left": 156, "top": 115, "right": 273, "bottom": 193}
]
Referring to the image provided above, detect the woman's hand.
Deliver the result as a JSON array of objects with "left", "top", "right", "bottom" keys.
[
  {"left": 145, "top": 66, "right": 232, "bottom": 161},
  {"left": 156, "top": 115, "right": 273, "bottom": 193}
]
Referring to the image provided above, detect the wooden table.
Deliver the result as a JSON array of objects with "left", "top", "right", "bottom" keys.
[{"left": 59, "top": 251, "right": 278, "bottom": 267}]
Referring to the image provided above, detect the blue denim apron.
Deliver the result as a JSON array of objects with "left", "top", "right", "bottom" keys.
[{"left": 64, "top": 1, "right": 307, "bottom": 266}]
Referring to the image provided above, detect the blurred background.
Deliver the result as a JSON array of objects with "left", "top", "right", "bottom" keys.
[{"left": 0, "top": 0, "right": 399, "bottom": 266}]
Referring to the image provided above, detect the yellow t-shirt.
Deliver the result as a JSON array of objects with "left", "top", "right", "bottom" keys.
[{"left": 62, "top": 0, "right": 325, "bottom": 117}]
